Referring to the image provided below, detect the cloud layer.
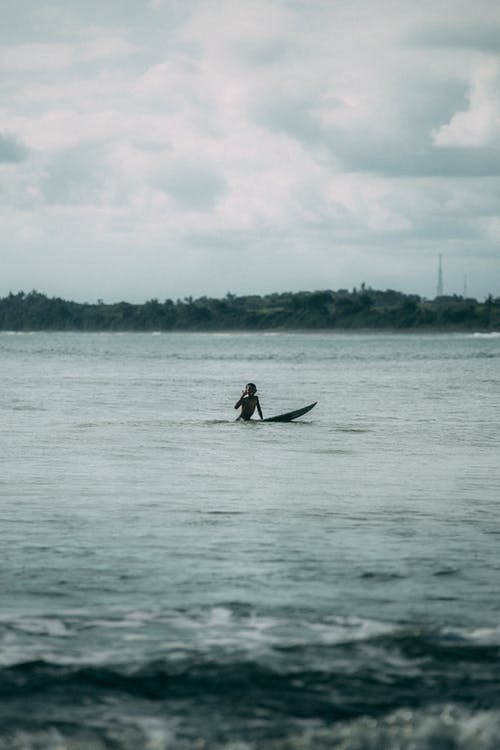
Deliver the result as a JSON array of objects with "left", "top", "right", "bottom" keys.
[{"left": 1, "top": 0, "right": 500, "bottom": 301}]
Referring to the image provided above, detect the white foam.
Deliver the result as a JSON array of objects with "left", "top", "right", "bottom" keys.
[
  {"left": 14, "top": 618, "right": 71, "bottom": 637},
  {"left": 277, "top": 705, "right": 500, "bottom": 750},
  {"left": 208, "top": 606, "right": 233, "bottom": 626},
  {"left": 442, "top": 624, "right": 500, "bottom": 645}
]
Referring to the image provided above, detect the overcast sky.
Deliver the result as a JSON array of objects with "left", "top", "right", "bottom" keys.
[{"left": 1, "top": 0, "right": 500, "bottom": 302}]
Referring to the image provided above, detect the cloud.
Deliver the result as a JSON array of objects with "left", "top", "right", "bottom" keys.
[
  {"left": 0, "top": 43, "right": 74, "bottom": 71},
  {"left": 411, "top": 21, "right": 500, "bottom": 53},
  {"left": 78, "top": 35, "right": 137, "bottom": 63},
  {"left": 39, "top": 144, "right": 107, "bottom": 205},
  {"left": 0, "top": 35, "right": 135, "bottom": 73},
  {"left": 433, "top": 61, "right": 500, "bottom": 147},
  {"left": 0, "top": 133, "right": 29, "bottom": 162},
  {"left": 156, "top": 161, "right": 228, "bottom": 211},
  {"left": 1, "top": 0, "right": 500, "bottom": 302}
]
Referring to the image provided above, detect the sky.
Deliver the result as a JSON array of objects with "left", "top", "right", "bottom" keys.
[{"left": 1, "top": 0, "right": 500, "bottom": 303}]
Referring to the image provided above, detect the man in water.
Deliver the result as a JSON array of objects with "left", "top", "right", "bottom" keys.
[{"left": 234, "top": 383, "right": 263, "bottom": 421}]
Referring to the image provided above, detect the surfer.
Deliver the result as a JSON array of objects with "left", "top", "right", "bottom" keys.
[{"left": 234, "top": 383, "right": 263, "bottom": 421}]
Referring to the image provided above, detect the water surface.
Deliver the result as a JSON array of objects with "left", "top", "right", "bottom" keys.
[{"left": 1, "top": 331, "right": 500, "bottom": 748}]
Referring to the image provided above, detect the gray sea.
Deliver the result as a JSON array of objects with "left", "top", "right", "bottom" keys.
[{"left": 1, "top": 330, "right": 500, "bottom": 749}]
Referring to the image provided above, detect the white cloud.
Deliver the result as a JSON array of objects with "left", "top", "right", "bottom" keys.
[
  {"left": 433, "top": 60, "right": 500, "bottom": 147},
  {"left": 0, "top": 31, "right": 135, "bottom": 72},
  {"left": 0, "top": 43, "right": 74, "bottom": 71},
  {"left": 78, "top": 34, "right": 136, "bottom": 62}
]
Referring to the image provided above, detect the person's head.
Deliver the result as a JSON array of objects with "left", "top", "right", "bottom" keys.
[{"left": 246, "top": 383, "right": 257, "bottom": 395}]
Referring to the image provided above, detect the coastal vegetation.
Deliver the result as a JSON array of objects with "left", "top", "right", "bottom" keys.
[{"left": 1, "top": 288, "right": 499, "bottom": 332}]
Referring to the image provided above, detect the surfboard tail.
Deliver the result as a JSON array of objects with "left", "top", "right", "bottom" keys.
[{"left": 263, "top": 402, "right": 317, "bottom": 423}]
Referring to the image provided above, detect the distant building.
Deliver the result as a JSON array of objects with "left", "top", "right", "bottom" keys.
[{"left": 436, "top": 254, "right": 444, "bottom": 297}]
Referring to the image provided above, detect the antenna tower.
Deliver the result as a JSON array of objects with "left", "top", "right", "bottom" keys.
[{"left": 436, "top": 254, "right": 443, "bottom": 297}]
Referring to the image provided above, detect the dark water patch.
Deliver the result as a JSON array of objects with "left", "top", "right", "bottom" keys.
[
  {"left": 317, "top": 448, "right": 354, "bottom": 455},
  {"left": 14, "top": 589, "right": 72, "bottom": 599},
  {"left": 433, "top": 567, "right": 460, "bottom": 577},
  {"left": 201, "top": 510, "right": 248, "bottom": 516},
  {"left": 360, "top": 571, "right": 407, "bottom": 582},
  {"left": 334, "top": 426, "right": 373, "bottom": 433},
  {"left": 2, "top": 629, "right": 500, "bottom": 716},
  {"left": 9, "top": 404, "right": 46, "bottom": 412}
]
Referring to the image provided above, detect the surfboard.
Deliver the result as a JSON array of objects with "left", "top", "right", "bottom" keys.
[{"left": 263, "top": 401, "right": 317, "bottom": 423}]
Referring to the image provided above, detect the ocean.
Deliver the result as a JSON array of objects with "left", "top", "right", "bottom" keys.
[{"left": 1, "top": 330, "right": 499, "bottom": 749}]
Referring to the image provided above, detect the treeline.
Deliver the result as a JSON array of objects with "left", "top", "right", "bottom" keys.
[{"left": 1, "top": 288, "right": 499, "bottom": 332}]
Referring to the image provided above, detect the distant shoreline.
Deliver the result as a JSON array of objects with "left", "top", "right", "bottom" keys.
[
  {"left": 2, "top": 327, "right": 499, "bottom": 336},
  {"left": 1, "top": 288, "right": 499, "bottom": 333}
]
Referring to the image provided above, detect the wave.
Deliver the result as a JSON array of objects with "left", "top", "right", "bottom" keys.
[
  {"left": 3, "top": 608, "right": 500, "bottom": 662},
  {"left": 1, "top": 657, "right": 500, "bottom": 749},
  {"left": 1, "top": 707, "right": 500, "bottom": 750},
  {"left": 2, "top": 629, "right": 500, "bottom": 708},
  {"left": 1, "top": 618, "right": 500, "bottom": 748}
]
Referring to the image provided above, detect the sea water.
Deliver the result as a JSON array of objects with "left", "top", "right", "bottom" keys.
[{"left": 1, "top": 330, "right": 499, "bottom": 749}]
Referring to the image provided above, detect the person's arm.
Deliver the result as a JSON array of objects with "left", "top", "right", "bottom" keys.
[
  {"left": 256, "top": 397, "right": 263, "bottom": 420},
  {"left": 234, "top": 394, "right": 244, "bottom": 410}
]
